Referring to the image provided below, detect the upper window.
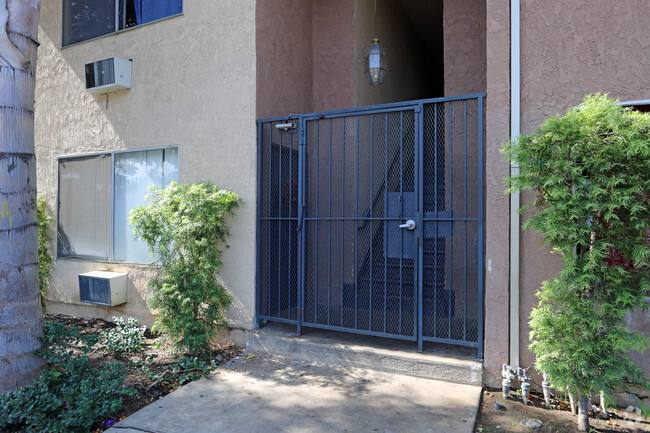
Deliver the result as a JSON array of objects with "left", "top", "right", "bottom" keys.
[
  {"left": 62, "top": 0, "right": 183, "bottom": 47},
  {"left": 58, "top": 147, "right": 179, "bottom": 262}
]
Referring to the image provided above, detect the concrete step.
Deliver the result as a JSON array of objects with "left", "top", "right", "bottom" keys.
[{"left": 246, "top": 323, "right": 483, "bottom": 386}]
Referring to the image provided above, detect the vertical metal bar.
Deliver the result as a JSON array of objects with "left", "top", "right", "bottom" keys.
[
  {"left": 448, "top": 101, "right": 453, "bottom": 340},
  {"left": 110, "top": 152, "right": 115, "bottom": 262},
  {"left": 478, "top": 96, "right": 485, "bottom": 360},
  {"left": 463, "top": 100, "right": 468, "bottom": 341},
  {"left": 384, "top": 112, "right": 388, "bottom": 333},
  {"left": 288, "top": 132, "right": 293, "bottom": 320},
  {"left": 370, "top": 114, "right": 374, "bottom": 330},
  {"left": 315, "top": 120, "right": 319, "bottom": 323},
  {"left": 417, "top": 104, "right": 424, "bottom": 351},
  {"left": 115, "top": 0, "right": 120, "bottom": 32},
  {"left": 328, "top": 119, "right": 333, "bottom": 325},
  {"left": 399, "top": 111, "right": 403, "bottom": 335},
  {"left": 433, "top": 104, "right": 438, "bottom": 338},
  {"left": 267, "top": 123, "right": 272, "bottom": 318},
  {"left": 297, "top": 117, "right": 307, "bottom": 335},
  {"left": 355, "top": 116, "right": 360, "bottom": 330},
  {"left": 277, "top": 131, "right": 283, "bottom": 319},
  {"left": 255, "top": 122, "right": 263, "bottom": 328},
  {"left": 341, "top": 118, "right": 346, "bottom": 327}
]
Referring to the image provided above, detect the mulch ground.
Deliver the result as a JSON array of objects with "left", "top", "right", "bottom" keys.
[{"left": 475, "top": 388, "right": 649, "bottom": 433}]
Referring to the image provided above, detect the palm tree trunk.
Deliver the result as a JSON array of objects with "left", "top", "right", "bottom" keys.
[{"left": 0, "top": 0, "right": 43, "bottom": 394}]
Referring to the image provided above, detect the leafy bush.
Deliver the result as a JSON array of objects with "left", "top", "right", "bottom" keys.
[
  {"left": 503, "top": 95, "right": 650, "bottom": 430},
  {"left": 37, "top": 196, "right": 53, "bottom": 313},
  {"left": 130, "top": 181, "right": 240, "bottom": 357},
  {"left": 0, "top": 321, "right": 134, "bottom": 433},
  {"left": 102, "top": 316, "right": 147, "bottom": 354}
]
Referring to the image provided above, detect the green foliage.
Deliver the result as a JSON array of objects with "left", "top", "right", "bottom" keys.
[
  {"left": 37, "top": 196, "right": 53, "bottom": 313},
  {"left": 171, "top": 356, "right": 219, "bottom": 385},
  {"left": 130, "top": 181, "right": 240, "bottom": 357},
  {"left": 137, "top": 355, "right": 218, "bottom": 387},
  {"left": 102, "top": 316, "right": 147, "bottom": 354},
  {"left": 503, "top": 95, "right": 650, "bottom": 402},
  {"left": 0, "top": 321, "right": 134, "bottom": 433}
]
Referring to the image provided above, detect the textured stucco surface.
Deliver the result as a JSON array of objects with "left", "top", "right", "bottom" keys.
[
  {"left": 312, "top": 0, "right": 356, "bottom": 112},
  {"left": 35, "top": 0, "right": 257, "bottom": 330},
  {"left": 443, "top": 0, "right": 486, "bottom": 96},
  {"left": 518, "top": 0, "right": 650, "bottom": 375},
  {"left": 256, "top": 0, "right": 314, "bottom": 119},
  {"left": 257, "top": 0, "right": 440, "bottom": 114},
  {"left": 483, "top": 0, "right": 511, "bottom": 387}
]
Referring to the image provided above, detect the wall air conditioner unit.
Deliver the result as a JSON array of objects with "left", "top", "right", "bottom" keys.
[
  {"left": 78, "top": 271, "right": 127, "bottom": 306},
  {"left": 84, "top": 57, "right": 132, "bottom": 94}
]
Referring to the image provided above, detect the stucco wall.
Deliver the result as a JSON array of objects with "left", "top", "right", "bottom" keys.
[
  {"left": 255, "top": 0, "right": 356, "bottom": 117},
  {"left": 483, "top": 0, "right": 511, "bottom": 387},
  {"left": 312, "top": 0, "right": 356, "bottom": 112},
  {"left": 35, "top": 0, "right": 257, "bottom": 334},
  {"left": 443, "top": 0, "right": 486, "bottom": 96},
  {"left": 256, "top": 0, "right": 313, "bottom": 119},
  {"left": 257, "top": 0, "right": 439, "bottom": 114},
  {"left": 518, "top": 0, "right": 650, "bottom": 375}
]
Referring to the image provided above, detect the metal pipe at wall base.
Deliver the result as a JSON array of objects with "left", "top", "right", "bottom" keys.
[{"left": 509, "top": 0, "right": 521, "bottom": 370}]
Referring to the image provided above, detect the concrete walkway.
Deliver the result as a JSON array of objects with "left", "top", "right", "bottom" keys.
[{"left": 106, "top": 353, "right": 482, "bottom": 433}]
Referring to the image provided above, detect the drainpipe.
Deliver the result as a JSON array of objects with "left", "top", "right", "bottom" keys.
[{"left": 509, "top": 0, "right": 521, "bottom": 369}]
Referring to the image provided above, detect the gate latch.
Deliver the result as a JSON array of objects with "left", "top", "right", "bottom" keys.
[{"left": 399, "top": 220, "right": 416, "bottom": 230}]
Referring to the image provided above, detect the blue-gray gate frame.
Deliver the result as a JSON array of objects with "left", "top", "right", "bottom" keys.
[{"left": 256, "top": 94, "right": 485, "bottom": 360}]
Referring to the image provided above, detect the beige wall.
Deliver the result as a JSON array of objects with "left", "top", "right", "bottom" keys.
[
  {"left": 35, "top": 0, "right": 257, "bottom": 333},
  {"left": 518, "top": 0, "right": 650, "bottom": 375},
  {"left": 483, "top": 0, "right": 511, "bottom": 387}
]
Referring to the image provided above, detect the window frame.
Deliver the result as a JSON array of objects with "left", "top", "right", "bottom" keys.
[
  {"left": 56, "top": 145, "right": 180, "bottom": 264},
  {"left": 61, "top": 0, "right": 184, "bottom": 49}
]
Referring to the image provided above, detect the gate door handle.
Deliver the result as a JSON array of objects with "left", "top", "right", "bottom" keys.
[{"left": 399, "top": 220, "right": 416, "bottom": 230}]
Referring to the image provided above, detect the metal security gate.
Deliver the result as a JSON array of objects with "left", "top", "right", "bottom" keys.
[{"left": 257, "top": 94, "right": 484, "bottom": 359}]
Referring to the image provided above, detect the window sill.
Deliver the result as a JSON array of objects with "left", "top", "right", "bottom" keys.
[
  {"left": 56, "top": 256, "right": 155, "bottom": 267},
  {"left": 61, "top": 12, "right": 183, "bottom": 50}
]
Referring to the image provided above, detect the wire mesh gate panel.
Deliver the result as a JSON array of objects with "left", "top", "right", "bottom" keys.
[{"left": 257, "top": 94, "right": 484, "bottom": 358}]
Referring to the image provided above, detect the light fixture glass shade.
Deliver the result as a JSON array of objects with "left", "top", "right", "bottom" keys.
[{"left": 365, "top": 38, "right": 387, "bottom": 86}]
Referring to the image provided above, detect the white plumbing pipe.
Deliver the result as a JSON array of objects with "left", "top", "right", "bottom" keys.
[{"left": 509, "top": 0, "right": 521, "bottom": 369}]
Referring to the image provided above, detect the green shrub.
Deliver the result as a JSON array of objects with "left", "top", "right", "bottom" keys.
[
  {"left": 0, "top": 321, "right": 134, "bottom": 433},
  {"left": 102, "top": 316, "right": 147, "bottom": 354},
  {"left": 130, "top": 181, "right": 240, "bottom": 357},
  {"left": 37, "top": 196, "right": 53, "bottom": 313},
  {"left": 503, "top": 95, "right": 650, "bottom": 430}
]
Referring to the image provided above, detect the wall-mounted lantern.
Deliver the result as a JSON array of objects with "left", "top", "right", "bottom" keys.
[
  {"left": 365, "top": 38, "right": 387, "bottom": 86},
  {"left": 365, "top": 0, "right": 387, "bottom": 86}
]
